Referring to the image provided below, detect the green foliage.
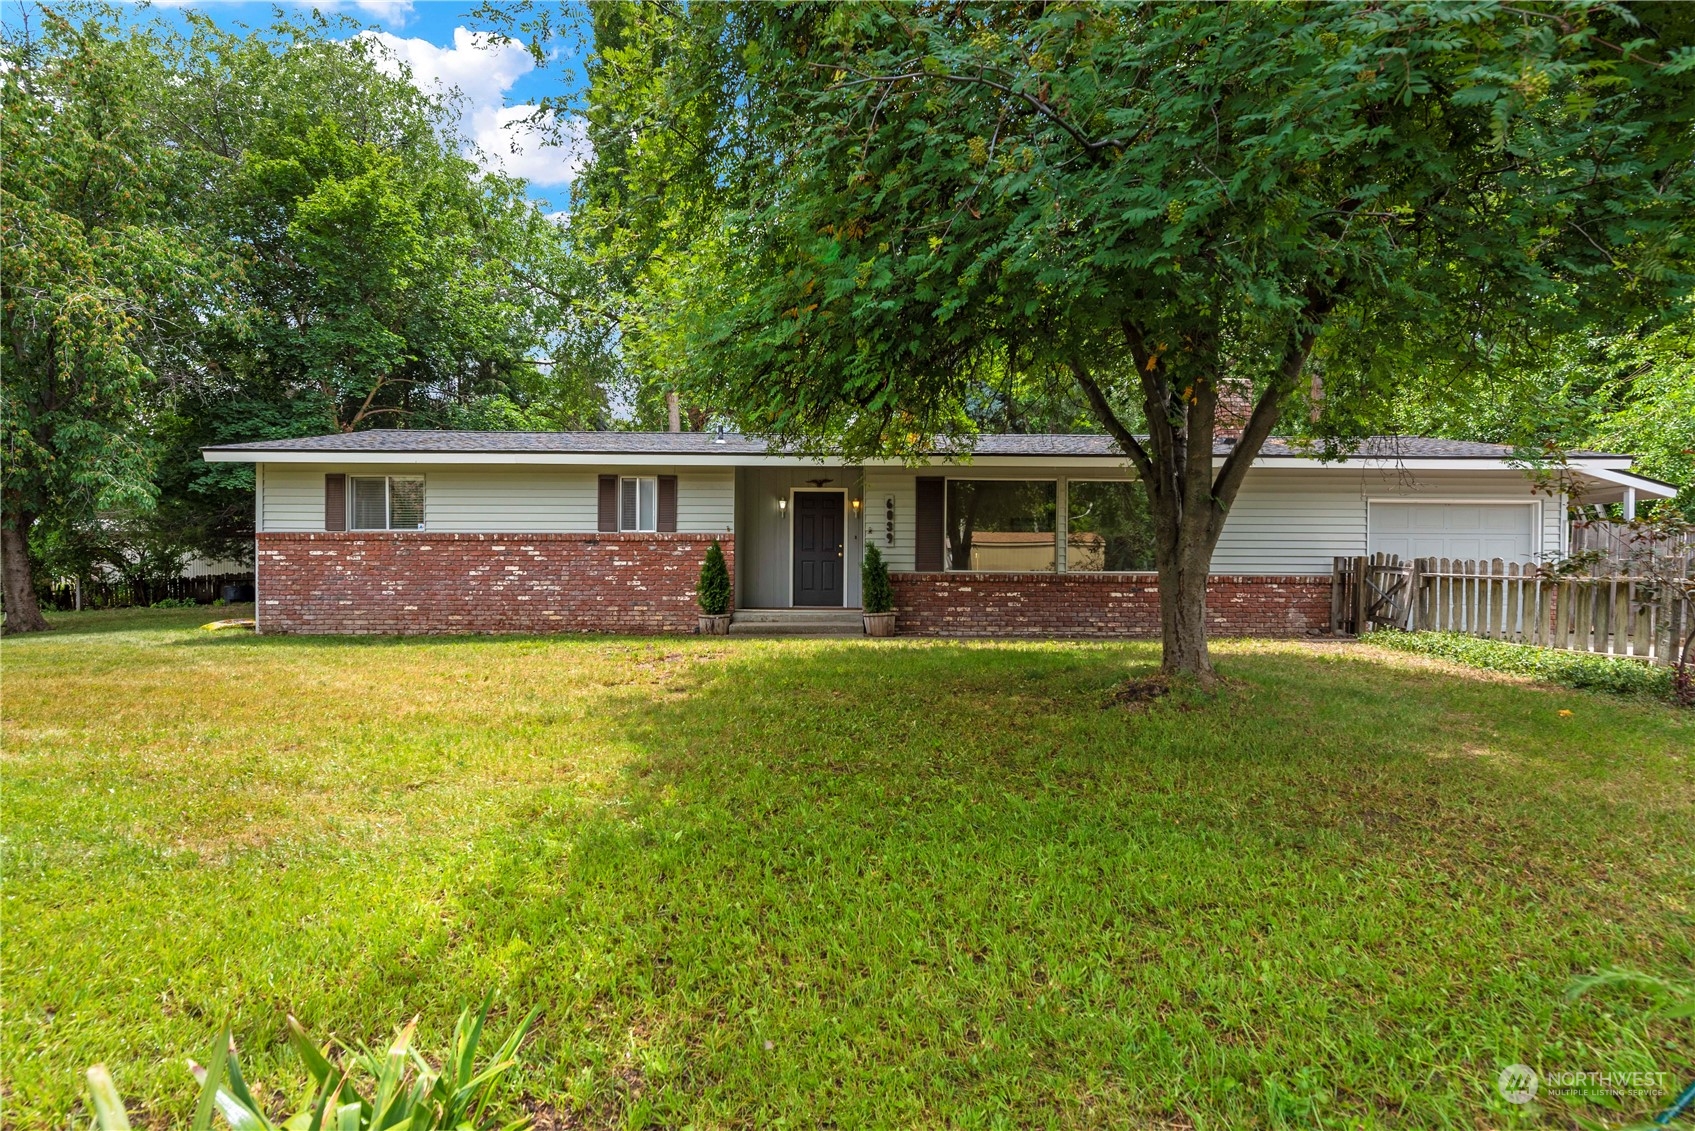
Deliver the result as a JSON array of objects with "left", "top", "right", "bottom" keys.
[
  {"left": 1391, "top": 319, "right": 1695, "bottom": 518},
  {"left": 85, "top": 997, "right": 536, "bottom": 1131},
  {"left": 148, "top": 598, "right": 198, "bottom": 610},
  {"left": 697, "top": 539, "right": 731, "bottom": 615},
  {"left": 581, "top": 3, "right": 1695, "bottom": 457},
  {"left": 3, "top": 5, "right": 620, "bottom": 602},
  {"left": 1363, "top": 630, "right": 1675, "bottom": 700},
  {"left": 579, "top": 2, "right": 1695, "bottom": 675},
  {"left": 1, "top": 7, "right": 215, "bottom": 625},
  {"left": 860, "top": 543, "right": 892, "bottom": 614}
]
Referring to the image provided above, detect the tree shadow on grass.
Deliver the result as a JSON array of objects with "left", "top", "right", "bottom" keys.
[{"left": 481, "top": 640, "right": 1693, "bottom": 1129}]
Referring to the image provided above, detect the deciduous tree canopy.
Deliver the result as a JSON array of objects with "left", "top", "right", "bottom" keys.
[{"left": 578, "top": 1, "right": 1695, "bottom": 677}]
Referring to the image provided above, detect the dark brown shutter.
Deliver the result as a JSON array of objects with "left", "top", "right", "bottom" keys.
[
  {"left": 657, "top": 476, "right": 677, "bottom": 532},
  {"left": 914, "top": 477, "right": 944, "bottom": 571},
  {"left": 597, "top": 475, "right": 618, "bottom": 532},
  {"left": 324, "top": 474, "right": 346, "bottom": 532}
]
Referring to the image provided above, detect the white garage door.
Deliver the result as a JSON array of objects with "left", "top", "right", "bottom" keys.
[{"left": 1368, "top": 502, "right": 1538, "bottom": 563}]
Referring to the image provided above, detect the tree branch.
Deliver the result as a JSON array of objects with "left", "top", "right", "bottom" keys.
[
  {"left": 821, "top": 63, "right": 1124, "bottom": 155},
  {"left": 1068, "top": 356, "right": 1154, "bottom": 485}
]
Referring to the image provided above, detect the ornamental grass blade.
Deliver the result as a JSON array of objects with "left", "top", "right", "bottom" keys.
[
  {"left": 286, "top": 1017, "right": 339, "bottom": 1090},
  {"left": 85, "top": 1065, "right": 131, "bottom": 1131},
  {"left": 456, "top": 991, "right": 494, "bottom": 1088},
  {"left": 334, "top": 1101, "right": 361, "bottom": 1131},
  {"left": 186, "top": 1060, "right": 269, "bottom": 1131},
  {"left": 221, "top": 1034, "right": 268, "bottom": 1125},
  {"left": 370, "top": 1017, "right": 418, "bottom": 1127},
  {"left": 189, "top": 1027, "right": 229, "bottom": 1131}
]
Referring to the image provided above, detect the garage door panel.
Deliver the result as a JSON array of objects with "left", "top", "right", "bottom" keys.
[{"left": 1369, "top": 503, "right": 1537, "bottom": 562}]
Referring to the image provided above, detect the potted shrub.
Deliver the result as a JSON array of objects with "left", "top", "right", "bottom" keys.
[
  {"left": 697, "top": 539, "right": 731, "bottom": 634},
  {"left": 861, "top": 543, "right": 896, "bottom": 637}
]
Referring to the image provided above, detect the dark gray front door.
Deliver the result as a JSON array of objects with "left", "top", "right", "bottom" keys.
[{"left": 792, "top": 492, "right": 845, "bottom": 606}]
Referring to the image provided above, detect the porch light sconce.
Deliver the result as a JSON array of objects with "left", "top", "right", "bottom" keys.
[
  {"left": 851, "top": 497, "right": 862, "bottom": 512},
  {"left": 777, "top": 496, "right": 787, "bottom": 514}
]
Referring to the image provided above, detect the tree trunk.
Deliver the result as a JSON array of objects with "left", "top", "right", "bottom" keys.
[
  {"left": 1137, "top": 447, "right": 1219, "bottom": 683},
  {"left": 1069, "top": 317, "right": 1325, "bottom": 684},
  {"left": 1156, "top": 544, "right": 1215, "bottom": 682},
  {"left": 1, "top": 520, "right": 51, "bottom": 634}
]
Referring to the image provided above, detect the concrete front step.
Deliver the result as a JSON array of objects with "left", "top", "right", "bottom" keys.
[{"left": 729, "top": 608, "right": 865, "bottom": 636}]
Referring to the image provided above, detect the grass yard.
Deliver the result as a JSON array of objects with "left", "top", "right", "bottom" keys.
[{"left": 3, "top": 608, "right": 1692, "bottom": 1129}]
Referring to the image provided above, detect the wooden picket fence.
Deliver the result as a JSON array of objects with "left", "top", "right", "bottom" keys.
[
  {"left": 1569, "top": 518, "right": 1694, "bottom": 574},
  {"left": 1333, "top": 554, "right": 1691, "bottom": 666},
  {"left": 1330, "top": 553, "right": 1411, "bottom": 635}
]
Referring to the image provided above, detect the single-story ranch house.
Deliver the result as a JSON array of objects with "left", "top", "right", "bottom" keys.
[{"left": 202, "top": 431, "right": 1674, "bottom": 636}]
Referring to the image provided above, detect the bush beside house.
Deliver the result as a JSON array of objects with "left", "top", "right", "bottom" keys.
[{"left": 698, "top": 540, "right": 731, "bottom": 634}]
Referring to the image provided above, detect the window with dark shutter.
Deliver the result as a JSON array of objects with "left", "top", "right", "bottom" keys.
[
  {"left": 324, "top": 474, "right": 346, "bottom": 531},
  {"left": 914, "top": 477, "right": 944, "bottom": 571},
  {"left": 619, "top": 477, "right": 657, "bottom": 531},
  {"left": 597, "top": 475, "right": 618, "bottom": 532},
  {"left": 657, "top": 476, "right": 677, "bottom": 532}
]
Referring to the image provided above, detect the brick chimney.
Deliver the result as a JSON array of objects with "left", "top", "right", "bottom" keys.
[{"left": 1215, "top": 378, "right": 1254, "bottom": 440}]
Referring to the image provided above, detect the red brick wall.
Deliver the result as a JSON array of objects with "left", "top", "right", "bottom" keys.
[
  {"left": 255, "top": 532, "right": 731, "bottom": 635},
  {"left": 890, "top": 571, "right": 1331, "bottom": 638}
]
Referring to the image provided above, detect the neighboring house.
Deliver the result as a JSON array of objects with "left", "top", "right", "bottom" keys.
[{"left": 201, "top": 431, "right": 1675, "bottom": 636}]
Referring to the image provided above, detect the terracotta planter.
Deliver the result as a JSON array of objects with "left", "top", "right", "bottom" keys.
[
  {"left": 698, "top": 613, "right": 731, "bottom": 635},
  {"left": 862, "top": 611, "right": 896, "bottom": 638}
]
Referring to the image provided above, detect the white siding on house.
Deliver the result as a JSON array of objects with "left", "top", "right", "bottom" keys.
[
  {"left": 856, "top": 465, "right": 1560, "bottom": 576},
  {"left": 676, "top": 468, "right": 735, "bottom": 534},
  {"left": 1212, "top": 469, "right": 1561, "bottom": 573},
  {"left": 257, "top": 462, "right": 734, "bottom": 534},
  {"left": 862, "top": 468, "right": 916, "bottom": 571},
  {"left": 258, "top": 459, "right": 1563, "bottom": 572}
]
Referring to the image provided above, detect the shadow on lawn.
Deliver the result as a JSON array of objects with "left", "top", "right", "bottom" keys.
[{"left": 486, "top": 640, "right": 1691, "bottom": 1127}]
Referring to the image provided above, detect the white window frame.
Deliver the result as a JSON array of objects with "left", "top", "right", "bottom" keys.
[
  {"left": 620, "top": 476, "right": 658, "bottom": 533},
  {"left": 348, "top": 475, "right": 426, "bottom": 531},
  {"left": 943, "top": 476, "right": 1059, "bottom": 573}
]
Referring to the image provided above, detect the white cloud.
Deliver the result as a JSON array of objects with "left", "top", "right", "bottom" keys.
[
  {"left": 348, "top": 0, "right": 415, "bottom": 26},
  {"left": 362, "top": 28, "right": 586, "bottom": 190}
]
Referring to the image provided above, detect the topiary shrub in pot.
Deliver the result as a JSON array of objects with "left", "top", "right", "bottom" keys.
[
  {"left": 697, "top": 539, "right": 731, "bottom": 634},
  {"left": 861, "top": 543, "right": 895, "bottom": 637}
]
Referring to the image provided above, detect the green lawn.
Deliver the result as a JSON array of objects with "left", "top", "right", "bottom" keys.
[{"left": 3, "top": 608, "right": 1691, "bottom": 1129}]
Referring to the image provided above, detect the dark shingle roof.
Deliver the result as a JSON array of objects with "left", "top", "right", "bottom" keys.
[{"left": 203, "top": 430, "right": 1620, "bottom": 460}]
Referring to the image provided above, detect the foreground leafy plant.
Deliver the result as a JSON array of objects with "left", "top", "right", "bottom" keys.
[
  {"left": 84, "top": 995, "right": 537, "bottom": 1130},
  {"left": 1363, "top": 631, "right": 1676, "bottom": 701}
]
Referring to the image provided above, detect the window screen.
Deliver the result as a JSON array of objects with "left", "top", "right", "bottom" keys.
[
  {"left": 945, "top": 480, "right": 1056, "bottom": 571},
  {"left": 621, "top": 477, "right": 657, "bottom": 532},
  {"left": 1066, "top": 480, "right": 1156, "bottom": 571},
  {"left": 348, "top": 476, "right": 425, "bottom": 531},
  {"left": 388, "top": 477, "right": 425, "bottom": 530},
  {"left": 351, "top": 477, "right": 388, "bottom": 530}
]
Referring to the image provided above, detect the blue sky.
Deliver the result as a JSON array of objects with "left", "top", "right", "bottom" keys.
[{"left": 8, "top": 1, "right": 588, "bottom": 207}]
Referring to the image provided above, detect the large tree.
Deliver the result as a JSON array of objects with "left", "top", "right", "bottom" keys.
[
  {"left": 581, "top": 1, "right": 1695, "bottom": 679},
  {"left": 147, "top": 15, "right": 612, "bottom": 564},
  {"left": 1, "top": 9, "right": 210, "bottom": 632},
  {"left": 3, "top": 7, "right": 615, "bottom": 625}
]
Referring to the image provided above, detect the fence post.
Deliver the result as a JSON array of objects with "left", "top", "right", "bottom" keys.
[
  {"left": 1351, "top": 555, "right": 1368, "bottom": 636},
  {"left": 1331, "top": 557, "right": 1346, "bottom": 635},
  {"left": 1404, "top": 558, "right": 1423, "bottom": 630}
]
